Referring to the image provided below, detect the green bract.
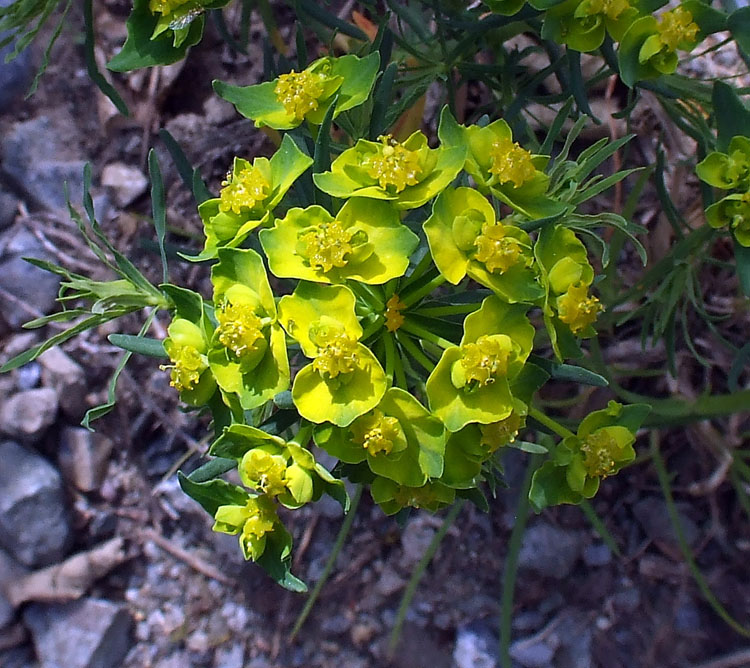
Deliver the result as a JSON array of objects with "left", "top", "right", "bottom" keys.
[
  {"left": 426, "top": 297, "right": 534, "bottom": 432},
  {"left": 705, "top": 193, "right": 750, "bottom": 247},
  {"left": 313, "top": 130, "right": 465, "bottom": 209},
  {"left": 314, "top": 387, "right": 446, "bottom": 487},
  {"left": 483, "top": 0, "right": 526, "bottom": 16},
  {"left": 697, "top": 136, "right": 750, "bottom": 190},
  {"left": 208, "top": 248, "right": 289, "bottom": 410},
  {"left": 529, "top": 401, "right": 648, "bottom": 511},
  {"left": 214, "top": 53, "right": 379, "bottom": 130},
  {"left": 438, "top": 108, "right": 563, "bottom": 219},
  {"left": 424, "top": 186, "right": 543, "bottom": 303},
  {"left": 209, "top": 424, "right": 347, "bottom": 510},
  {"left": 193, "top": 135, "right": 313, "bottom": 260},
  {"left": 540, "top": 0, "right": 639, "bottom": 52},
  {"left": 371, "top": 477, "right": 456, "bottom": 515},
  {"left": 212, "top": 492, "right": 282, "bottom": 561},
  {"left": 260, "top": 199, "right": 418, "bottom": 284},
  {"left": 618, "top": 5, "right": 704, "bottom": 86},
  {"left": 278, "top": 283, "right": 387, "bottom": 427}
]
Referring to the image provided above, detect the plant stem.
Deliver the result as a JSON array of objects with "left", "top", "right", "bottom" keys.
[
  {"left": 527, "top": 406, "right": 575, "bottom": 439},
  {"left": 399, "top": 250, "right": 434, "bottom": 293},
  {"left": 290, "top": 485, "right": 363, "bottom": 640},
  {"left": 415, "top": 302, "right": 481, "bottom": 317},
  {"left": 396, "top": 332, "right": 436, "bottom": 372},
  {"left": 399, "top": 320, "right": 454, "bottom": 349},
  {"left": 400, "top": 274, "right": 446, "bottom": 308}
]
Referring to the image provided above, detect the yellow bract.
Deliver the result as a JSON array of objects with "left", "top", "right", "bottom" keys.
[
  {"left": 219, "top": 166, "right": 270, "bottom": 215},
  {"left": 460, "top": 335, "right": 512, "bottom": 386},
  {"left": 297, "top": 220, "right": 354, "bottom": 272},
  {"left": 474, "top": 223, "right": 524, "bottom": 274},
  {"left": 657, "top": 7, "right": 698, "bottom": 50},
  {"left": 216, "top": 301, "right": 264, "bottom": 359},
  {"left": 239, "top": 499, "right": 276, "bottom": 539},
  {"left": 351, "top": 410, "right": 401, "bottom": 456},
  {"left": 365, "top": 136, "right": 422, "bottom": 192},
  {"left": 489, "top": 137, "right": 537, "bottom": 188},
  {"left": 580, "top": 431, "right": 618, "bottom": 478},
  {"left": 161, "top": 344, "right": 205, "bottom": 392},
  {"left": 556, "top": 283, "right": 603, "bottom": 333},
  {"left": 149, "top": 0, "right": 191, "bottom": 14},
  {"left": 311, "top": 328, "right": 360, "bottom": 378},
  {"left": 384, "top": 295, "right": 406, "bottom": 332},
  {"left": 274, "top": 70, "right": 326, "bottom": 120},
  {"left": 479, "top": 411, "right": 522, "bottom": 452}
]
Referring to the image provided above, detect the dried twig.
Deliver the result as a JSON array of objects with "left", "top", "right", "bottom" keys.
[{"left": 140, "top": 528, "right": 233, "bottom": 585}]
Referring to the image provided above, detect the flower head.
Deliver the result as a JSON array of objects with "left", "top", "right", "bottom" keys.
[
  {"left": 556, "top": 282, "right": 603, "bottom": 334},
  {"left": 474, "top": 223, "right": 526, "bottom": 274},
  {"left": 274, "top": 69, "right": 327, "bottom": 120},
  {"left": 213, "top": 494, "right": 278, "bottom": 561},
  {"left": 365, "top": 135, "right": 423, "bottom": 192},
  {"left": 657, "top": 7, "right": 699, "bottom": 51},
  {"left": 219, "top": 164, "right": 270, "bottom": 215},
  {"left": 310, "top": 325, "right": 360, "bottom": 379},
  {"left": 489, "top": 137, "right": 537, "bottom": 188},
  {"left": 384, "top": 295, "right": 406, "bottom": 332}
]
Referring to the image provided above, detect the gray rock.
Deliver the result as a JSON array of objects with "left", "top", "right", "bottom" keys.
[
  {"left": 38, "top": 348, "right": 87, "bottom": 419},
  {"left": 1, "top": 117, "right": 85, "bottom": 212},
  {"left": 0, "top": 34, "right": 33, "bottom": 112},
  {"left": 0, "top": 389, "right": 58, "bottom": 443},
  {"left": 375, "top": 566, "right": 405, "bottom": 597},
  {"left": 554, "top": 610, "right": 593, "bottom": 668},
  {"left": 0, "top": 186, "right": 19, "bottom": 230},
  {"left": 518, "top": 523, "right": 583, "bottom": 579},
  {"left": 24, "top": 599, "right": 131, "bottom": 668},
  {"left": 320, "top": 613, "right": 351, "bottom": 635},
  {"left": 582, "top": 543, "right": 612, "bottom": 567},
  {"left": 0, "top": 548, "right": 26, "bottom": 630},
  {"left": 213, "top": 645, "right": 244, "bottom": 668},
  {"left": 101, "top": 163, "right": 148, "bottom": 208},
  {"left": 58, "top": 427, "right": 113, "bottom": 493},
  {"left": 453, "top": 622, "right": 498, "bottom": 668},
  {"left": 632, "top": 496, "right": 699, "bottom": 552},
  {"left": 509, "top": 638, "right": 557, "bottom": 668},
  {"left": 0, "top": 441, "right": 72, "bottom": 567},
  {"left": 15, "top": 362, "right": 40, "bottom": 391},
  {"left": 0, "top": 226, "right": 61, "bottom": 329},
  {"left": 0, "top": 643, "right": 35, "bottom": 668},
  {"left": 401, "top": 515, "right": 437, "bottom": 568}
]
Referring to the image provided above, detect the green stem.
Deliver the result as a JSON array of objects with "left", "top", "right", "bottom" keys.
[
  {"left": 361, "top": 316, "right": 385, "bottom": 342},
  {"left": 388, "top": 500, "right": 465, "bottom": 654},
  {"left": 400, "top": 274, "right": 446, "bottom": 308},
  {"left": 389, "top": 333, "right": 408, "bottom": 389},
  {"left": 384, "top": 331, "right": 395, "bottom": 381},
  {"left": 500, "top": 455, "right": 539, "bottom": 668},
  {"left": 289, "top": 422, "right": 314, "bottom": 448},
  {"left": 349, "top": 280, "right": 385, "bottom": 311},
  {"left": 527, "top": 406, "right": 575, "bottom": 439},
  {"left": 415, "top": 303, "right": 481, "bottom": 317},
  {"left": 290, "top": 485, "right": 363, "bottom": 640},
  {"left": 400, "top": 320, "right": 454, "bottom": 349},
  {"left": 396, "top": 332, "right": 436, "bottom": 372},
  {"left": 398, "top": 251, "right": 436, "bottom": 293},
  {"left": 651, "top": 432, "right": 750, "bottom": 638}
]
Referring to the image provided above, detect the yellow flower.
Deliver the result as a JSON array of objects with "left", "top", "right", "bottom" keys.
[
  {"left": 657, "top": 7, "right": 699, "bottom": 51},
  {"left": 310, "top": 326, "right": 360, "bottom": 379},
  {"left": 216, "top": 300, "right": 265, "bottom": 360},
  {"left": 459, "top": 335, "right": 513, "bottom": 387},
  {"left": 365, "top": 135, "right": 423, "bottom": 192},
  {"left": 556, "top": 282, "right": 603, "bottom": 333},
  {"left": 489, "top": 136, "right": 537, "bottom": 188},
  {"left": 274, "top": 70, "right": 326, "bottom": 120},
  {"left": 580, "top": 430, "right": 619, "bottom": 478},
  {"left": 241, "top": 449, "right": 289, "bottom": 497},
  {"left": 219, "top": 165, "right": 270, "bottom": 215},
  {"left": 160, "top": 344, "right": 206, "bottom": 392},
  {"left": 479, "top": 410, "right": 523, "bottom": 452},
  {"left": 474, "top": 222, "right": 525, "bottom": 274},
  {"left": 384, "top": 295, "right": 406, "bottom": 332},
  {"left": 297, "top": 220, "right": 354, "bottom": 272},
  {"left": 583, "top": 0, "right": 631, "bottom": 21},
  {"left": 350, "top": 409, "right": 402, "bottom": 456}
]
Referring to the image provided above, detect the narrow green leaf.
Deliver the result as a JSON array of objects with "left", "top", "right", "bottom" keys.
[
  {"left": 108, "top": 333, "right": 167, "bottom": 358},
  {"left": 734, "top": 237, "right": 750, "bottom": 297},
  {"left": 713, "top": 81, "right": 750, "bottom": 152},
  {"left": 188, "top": 457, "right": 238, "bottom": 482},
  {"left": 148, "top": 150, "right": 169, "bottom": 284},
  {"left": 177, "top": 471, "right": 248, "bottom": 517},
  {"left": 159, "top": 129, "right": 211, "bottom": 206},
  {"left": 370, "top": 62, "right": 397, "bottom": 140},
  {"left": 296, "top": 0, "right": 368, "bottom": 40}
]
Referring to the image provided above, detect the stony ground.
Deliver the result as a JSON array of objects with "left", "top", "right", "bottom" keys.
[{"left": 0, "top": 3, "right": 749, "bottom": 668}]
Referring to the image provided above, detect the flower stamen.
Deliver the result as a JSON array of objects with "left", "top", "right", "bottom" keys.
[
  {"left": 219, "top": 165, "right": 270, "bottom": 215},
  {"left": 365, "top": 135, "right": 422, "bottom": 192},
  {"left": 274, "top": 70, "right": 326, "bottom": 120},
  {"left": 489, "top": 137, "right": 537, "bottom": 188}
]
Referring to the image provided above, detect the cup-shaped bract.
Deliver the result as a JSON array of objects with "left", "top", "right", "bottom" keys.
[
  {"left": 697, "top": 136, "right": 750, "bottom": 191},
  {"left": 214, "top": 53, "right": 380, "bottom": 130},
  {"left": 213, "top": 492, "right": 282, "bottom": 561},
  {"left": 438, "top": 108, "right": 564, "bottom": 219},
  {"left": 540, "top": 0, "right": 640, "bottom": 52},
  {"left": 278, "top": 283, "right": 387, "bottom": 427},
  {"left": 313, "top": 131, "right": 465, "bottom": 210},
  {"left": 314, "top": 387, "right": 446, "bottom": 487},
  {"left": 426, "top": 297, "right": 534, "bottom": 432},
  {"left": 424, "top": 187, "right": 543, "bottom": 303},
  {"left": 260, "top": 199, "right": 419, "bottom": 284},
  {"left": 209, "top": 424, "right": 347, "bottom": 510},
  {"left": 208, "top": 248, "right": 290, "bottom": 410},
  {"left": 194, "top": 135, "right": 313, "bottom": 260},
  {"left": 705, "top": 193, "right": 750, "bottom": 247}
]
